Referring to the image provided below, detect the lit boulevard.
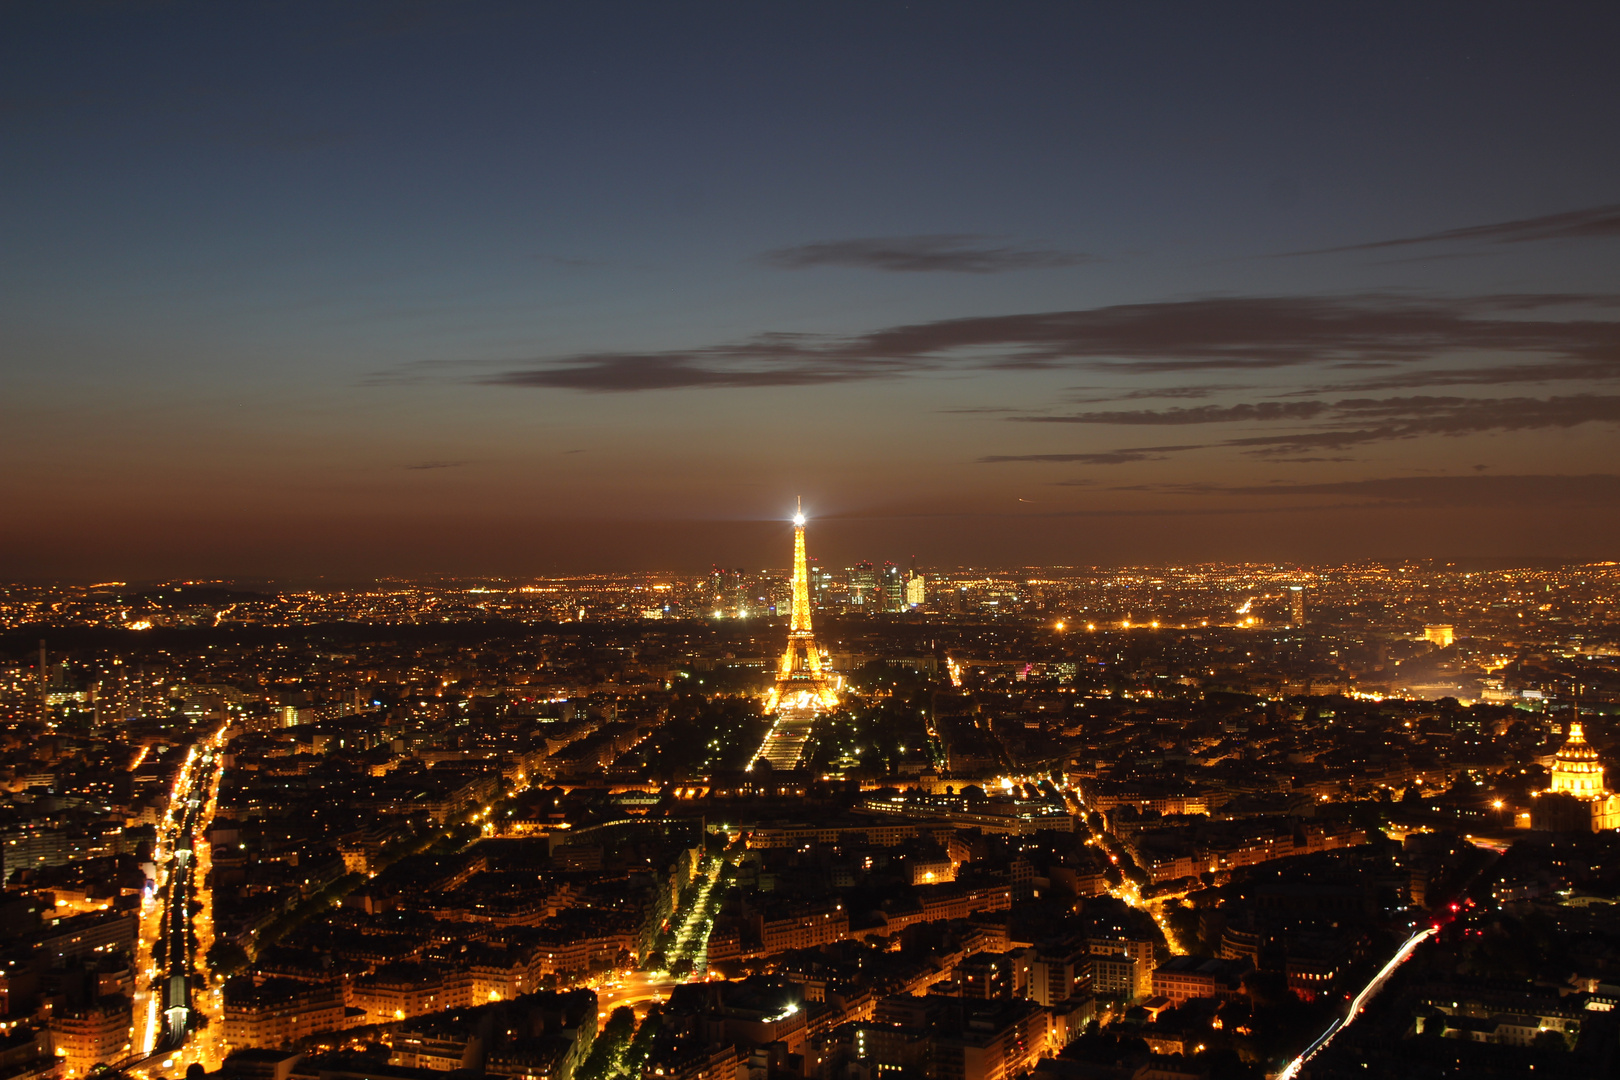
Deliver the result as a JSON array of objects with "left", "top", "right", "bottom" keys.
[
  {"left": 1278, "top": 926, "right": 1439, "bottom": 1080},
  {"left": 126, "top": 727, "right": 230, "bottom": 1078}
]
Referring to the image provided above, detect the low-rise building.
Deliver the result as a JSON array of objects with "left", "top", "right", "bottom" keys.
[
  {"left": 223, "top": 978, "right": 346, "bottom": 1050},
  {"left": 49, "top": 995, "right": 132, "bottom": 1077}
]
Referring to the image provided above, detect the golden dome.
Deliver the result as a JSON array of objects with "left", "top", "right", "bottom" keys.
[
  {"left": 1550, "top": 722, "right": 1607, "bottom": 799},
  {"left": 1557, "top": 722, "right": 1600, "bottom": 763}
]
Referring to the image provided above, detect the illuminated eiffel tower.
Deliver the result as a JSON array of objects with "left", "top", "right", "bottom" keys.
[{"left": 763, "top": 500, "right": 839, "bottom": 713}]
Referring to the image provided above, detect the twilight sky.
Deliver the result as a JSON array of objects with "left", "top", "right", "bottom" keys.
[{"left": 3, "top": 2, "right": 1619, "bottom": 579}]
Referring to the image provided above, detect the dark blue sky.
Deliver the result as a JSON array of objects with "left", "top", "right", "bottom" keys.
[{"left": 4, "top": 2, "right": 1619, "bottom": 577}]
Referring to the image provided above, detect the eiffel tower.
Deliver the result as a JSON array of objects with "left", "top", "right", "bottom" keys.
[{"left": 764, "top": 500, "right": 838, "bottom": 712}]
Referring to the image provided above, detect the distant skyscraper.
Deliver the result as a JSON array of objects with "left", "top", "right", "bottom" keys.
[
  {"left": 880, "top": 561, "right": 904, "bottom": 613},
  {"left": 1289, "top": 586, "right": 1306, "bottom": 626},
  {"left": 906, "top": 571, "right": 926, "bottom": 608},
  {"left": 847, "top": 561, "right": 876, "bottom": 607},
  {"left": 808, "top": 557, "right": 832, "bottom": 610},
  {"left": 709, "top": 566, "right": 745, "bottom": 616}
]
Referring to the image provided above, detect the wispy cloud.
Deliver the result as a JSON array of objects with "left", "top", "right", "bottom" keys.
[
  {"left": 481, "top": 352, "right": 898, "bottom": 392},
  {"left": 403, "top": 460, "right": 467, "bottom": 470},
  {"left": 762, "top": 234, "right": 1088, "bottom": 273},
  {"left": 980, "top": 451, "right": 1160, "bottom": 465},
  {"left": 1114, "top": 385, "right": 1241, "bottom": 400},
  {"left": 1016, "top": 401, "right": 1333, "bottom": 425},
  {"left": 1282, "top": 203, "right": 1620, "bottom": 256},
  {"left": 1265, "top": 456, "right": 1354, "bottom": 464},
  {"left": 469, "top": 292, "right": 1620, "bottom": 393},
  {"left": 1224, "top": 394, "right": 1620, "bottom": 455},
  {"left": 1154, "top": 473, "right": 1620, "bottom": 507},
  {"left": 982, "top": 395, "right": 1620, "bottom": 462},
  {"left": 1064, "top": 385, "right": 1246, "bottom": 404},
  {"left": 1301, "top": 360, "right": 1620, "bottom": 394},
  {"left": 979, "top": 444, "right": 1206, "bottom": 465}
]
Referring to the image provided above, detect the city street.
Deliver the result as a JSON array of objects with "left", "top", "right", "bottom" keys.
[
  {"left": 591, "top": 853, "right": 731, "bottom": 1018},
  {"left": 127, "top": 727, "right": 230, "bottom": 1078},
  {"left": 1277, "top": 926, "right": 1438, "bottom": 1080}
]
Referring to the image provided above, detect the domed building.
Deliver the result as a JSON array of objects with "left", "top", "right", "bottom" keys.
[{"left": 1539, "top": 722, "right": 1620, "bottom": 832}]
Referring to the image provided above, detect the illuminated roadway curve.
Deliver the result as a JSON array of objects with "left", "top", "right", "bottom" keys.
[{"left": 1277, "top": 926, "right": 1438, "bottom": 1080}]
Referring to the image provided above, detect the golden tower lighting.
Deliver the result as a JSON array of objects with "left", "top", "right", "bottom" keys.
[{"left": 766, "top": 499, "right": 839, "bottom": 712}]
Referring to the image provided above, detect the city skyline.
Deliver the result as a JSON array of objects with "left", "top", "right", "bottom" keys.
[
  {"left": 4, "top": 552, "right": 1616, "bottom": 1080},
  {"left": 5, "top": 4, "right": 1620, "bottom": 578},
  {"left": 6, "top": 11, "right": 1620, "bottom": 1077}
]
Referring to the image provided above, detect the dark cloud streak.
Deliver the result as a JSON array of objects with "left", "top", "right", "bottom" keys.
[
  {"left": 481, "top": 353, "right": 899, "bottom": 392},
  {"left": 763, "top": 234, "right": 1088, "bottom": 273},
  {"left": 979, "top": 451, "right": 1159, "bottom": 465},
  {"left": 475, "top": 293, "right": 1620, "bottom": 393},
  {"left": 1303, "top": 360, "right": 1620, "bottom": 393},
  {"left": 1159, "top": 474, "right": 1620, "bottom": 507},
  {"left": 1225, "top": 394, "right": 1620, "bottom": 455},
  {"left": 979, "top": 444, "right": 1206, "bottom": 465},
  {"left": 1017, "top": 401, "right": 1333, "bottom": 425},
  {"left": 1282, "top": 203, "right": 1620, "bottom": 256},
  {"left": 983, "top": 395, "right": 1620, "bottom": 462}
]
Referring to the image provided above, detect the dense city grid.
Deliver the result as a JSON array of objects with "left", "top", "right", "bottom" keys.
[{"left": 3, "top": 554, "right": 1619, "bottom": 1080}]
